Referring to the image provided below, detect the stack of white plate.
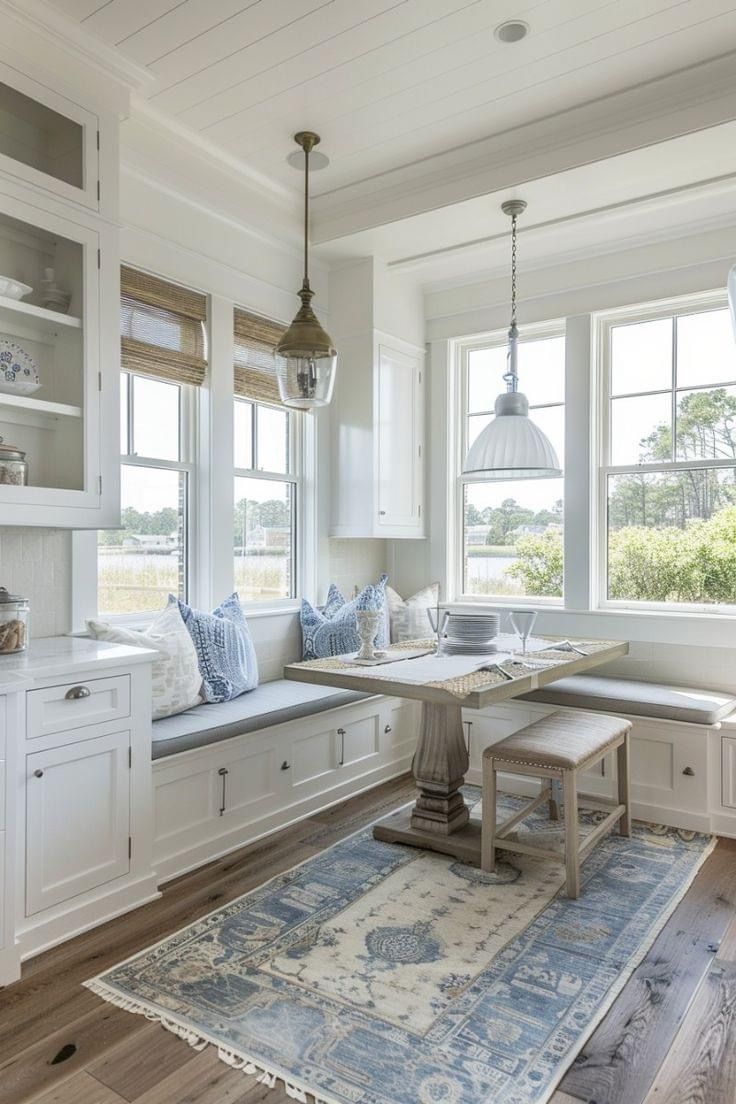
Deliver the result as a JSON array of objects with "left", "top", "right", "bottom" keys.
[{"left": 441, "top": 613, "right": 500, "bottom": 655}]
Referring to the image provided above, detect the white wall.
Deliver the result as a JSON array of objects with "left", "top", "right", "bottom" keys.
[{"left": 0, "top": 528, "right": 71, "bottom": 639}]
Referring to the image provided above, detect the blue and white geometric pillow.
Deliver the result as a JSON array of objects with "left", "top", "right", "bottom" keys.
[
  {"left": 301, "top": 573, "right": 389, "bottom": 660},
  {"left": 171, "top": 592, "right": 259, "bottom": 703}
]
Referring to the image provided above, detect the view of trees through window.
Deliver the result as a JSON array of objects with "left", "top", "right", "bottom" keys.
[
  {"left": 98, "top": 376, "right": 189, "bottom": 615},
  {"left": 462, "top": 334, "right": 565, "bottom": 598},
  {"left": 233, "top": 398, "right": 296, "bottom": 602},
  {"left": 604, "top": 306, "right": 736, "bottom": 604}
]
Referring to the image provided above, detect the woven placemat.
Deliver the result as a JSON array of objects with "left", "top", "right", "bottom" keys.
[{"left": 293, "top": 638, "right": 620, "bottom": 699}]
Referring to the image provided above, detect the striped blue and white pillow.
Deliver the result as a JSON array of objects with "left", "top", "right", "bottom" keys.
[{"left": 301, "top": 574, "right": 388, "bottom": 660}]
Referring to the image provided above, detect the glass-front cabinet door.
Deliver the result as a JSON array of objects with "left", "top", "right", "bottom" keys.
[
  {"left": 0, "top": 64, "right": 99, "bottom": 211},
  {"left": 0, "top": 186, "right": 101, "bottom": 514}
]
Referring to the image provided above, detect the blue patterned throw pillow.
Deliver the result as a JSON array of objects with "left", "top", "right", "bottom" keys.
[
  {"left": 301, "top": 574, "right": 388, "bottom": 660},
  {"left": 171, "top": 592, "right": 258, "bottom": 703}
]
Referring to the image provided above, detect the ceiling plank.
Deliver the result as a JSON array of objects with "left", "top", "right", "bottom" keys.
[{"left": 148, "top": 0, "right": 392, "bottom": 108}]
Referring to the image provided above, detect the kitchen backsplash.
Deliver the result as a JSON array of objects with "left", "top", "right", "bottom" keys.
[{"left": 0, "top": 527, "right": 72, "bottom": 639}]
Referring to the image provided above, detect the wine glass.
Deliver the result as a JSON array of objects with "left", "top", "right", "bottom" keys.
[
  {"left": 509, "top": 610, "right": 537, "bottom": 656},
  {"left": 427, "top": 606, "right": 450, "bottom": 656}
]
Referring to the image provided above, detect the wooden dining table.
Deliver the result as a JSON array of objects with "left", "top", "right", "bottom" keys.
[{"left": 284, "top": 634, "right": 628, "bottom": 865}]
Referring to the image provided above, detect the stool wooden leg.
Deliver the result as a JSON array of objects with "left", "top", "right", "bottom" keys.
[
  {"left": 549, "top": 778, "right": 560, "bottom": 821},
  {"left": 481, "top": 758, "right": 497, "bottom": 873},
  {"left": 563, "top": 769, "right": 580, "bottom": 898},
  {"left": 617, "top": 732, "right": 631, "bottom": 837}
]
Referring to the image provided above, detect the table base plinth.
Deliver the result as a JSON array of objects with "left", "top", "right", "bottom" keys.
[{"left": 374, "top": 810, "right": 482, "bottom": 863}]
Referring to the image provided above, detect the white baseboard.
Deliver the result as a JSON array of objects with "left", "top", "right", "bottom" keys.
[{"left": 17, "top": 874, "right": 161, "bottom": 962}]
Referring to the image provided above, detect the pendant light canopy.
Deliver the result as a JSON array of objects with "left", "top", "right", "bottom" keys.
[
  {"left": 463, "top": 200, "right": 561, "bottom": 481},
  {"left": 277, "top": 131, "right": 337, "bottom": 409}
]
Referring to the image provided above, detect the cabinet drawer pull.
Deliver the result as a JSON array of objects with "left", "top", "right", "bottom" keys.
[
  {"left": 218, "top": 766, "right": 229, "bottom": 816},
  {"left": 337, "top": 727, "right": 346, "bottom": 766},
  {"left": 65, "top": 685, "right": 91, "bottom": 700},
  {"left": 33, "top": 769, "right": 44, "bottom": 778},
  {"left": 682, "top": 766, "right": 695, "bottom": 776},
  {"left": 281, "top": 760, "right": 291, "bottom": 771}
]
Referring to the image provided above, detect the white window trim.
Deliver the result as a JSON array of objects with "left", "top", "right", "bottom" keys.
[
  {"left": 451, "top": 318, "right": 566, "bottom": 607},
  {"left": 595, "top": 288, "right": 734, "bottom": 616}
]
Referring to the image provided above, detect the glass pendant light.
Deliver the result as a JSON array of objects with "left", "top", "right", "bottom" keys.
[
  {"left": 277, "top": 131, "right": 337, "bottom": 408},
  {"left": 463, "top": 200, "right": 561, "bottom": 481}
]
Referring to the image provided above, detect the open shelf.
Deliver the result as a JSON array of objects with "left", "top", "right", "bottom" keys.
[
  {"left": 0, "top": 392, "right": 82, "bottom": 421},
  {"left": 0, "top": 294, "right": 81, "bottom": 334}
]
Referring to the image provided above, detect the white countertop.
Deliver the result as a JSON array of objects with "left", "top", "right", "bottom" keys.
[{"left": 0, "top": 636, "right": 156, "bottom": 693}]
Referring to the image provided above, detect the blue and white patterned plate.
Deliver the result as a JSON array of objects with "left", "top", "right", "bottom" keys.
[{"left": 0, "top": 339, "right": 40, "bottom": 396}]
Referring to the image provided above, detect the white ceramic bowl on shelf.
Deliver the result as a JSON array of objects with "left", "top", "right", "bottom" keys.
[{"left": 0, "top": 276, "right": 33, "bottom": 300}]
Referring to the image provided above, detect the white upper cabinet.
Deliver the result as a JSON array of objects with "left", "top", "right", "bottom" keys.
[
  {"left": 0, "top": 66, "right": 100, "bottom": 213},
  {"left": 0, "top": 62, "right": 120, "bottom": 527},
  {"left": 376, "top": 344, "right": 423, "bottom": 532},
  {"left": 331, "top": 333, "right": 425, "bottom": 539}
]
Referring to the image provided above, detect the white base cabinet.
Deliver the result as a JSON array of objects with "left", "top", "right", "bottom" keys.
[
  {"left": 0, "top": 639, "right": 158, "bottom": 986},
  {"left": 153, "top": 696, "right": 420, "bottom": 883},
  {"left": 464, "top": 700, "right": 727, "bottom": 835}
]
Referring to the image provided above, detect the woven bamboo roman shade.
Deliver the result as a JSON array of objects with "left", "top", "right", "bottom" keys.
[
  {"left": 234, "top": 307, "right": 287, "bottom": 407},
  {"left": 121, "top": 266, "right": 207, "bottom": 387}
]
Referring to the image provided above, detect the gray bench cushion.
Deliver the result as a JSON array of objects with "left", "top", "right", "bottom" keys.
[
  {"left": 152, "top": 680, "right": 373, "bottom": 759},
  {"left": 521, "top": 675, "right": 736, "bottom": 726}
]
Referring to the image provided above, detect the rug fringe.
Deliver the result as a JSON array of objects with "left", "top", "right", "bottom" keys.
[{"left": 83, "top": 978, "right": 341, "bottom": 1104}]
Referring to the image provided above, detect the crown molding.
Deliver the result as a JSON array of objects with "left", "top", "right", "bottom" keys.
[
  {"left": 0, "top": 0, "right": 155, "bottom": 98},
  {"left": 128, "top": 98, "right": 297, "bottom": 210},
  {"left": 311, "top": 50, "right": 736, "bottom": 245}
]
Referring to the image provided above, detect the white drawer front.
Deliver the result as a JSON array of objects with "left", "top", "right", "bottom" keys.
[{"left": 27, "top": 675, "right": 131, "bottom": 740}]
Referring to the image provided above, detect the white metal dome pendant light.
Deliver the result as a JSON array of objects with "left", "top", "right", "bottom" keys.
[
  {"left": 463, "top": 199, "right": 562, "bottom": 481},
  {"left": 277, "top": 131, "right": 337, "bottom": 408}
]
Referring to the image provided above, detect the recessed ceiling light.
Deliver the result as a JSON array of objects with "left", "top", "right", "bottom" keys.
[{"left": 495, "top": 20, "right": 529, "bottom": 43}]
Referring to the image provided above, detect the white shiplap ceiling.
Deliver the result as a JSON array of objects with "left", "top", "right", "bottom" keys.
[{"left": 45, "top": 0, "right": 736, "bottom": 199}]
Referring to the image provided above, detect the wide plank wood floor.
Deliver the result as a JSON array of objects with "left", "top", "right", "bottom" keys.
[{"left": 1, "top": 774, "right": 734, "bottom": 1104}]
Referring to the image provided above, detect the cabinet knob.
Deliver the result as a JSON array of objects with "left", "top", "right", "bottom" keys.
[
  {"left": 33, "top": 769, "right": 44, "bottom": 778},
  {"left": 682, "top": 766, "right": 695, "bottom": 776},
  {"left": 65, "top": 685, "right": 91, "bottom": 700},
  {"left": 281, "top": 760, "right": 291, "bottom": 771},
  {"left": 379, "top": 510, "right": 386, "bottom": 516},
  {"left": 384, "top": 724, "right": 392, "bottom": 734}
]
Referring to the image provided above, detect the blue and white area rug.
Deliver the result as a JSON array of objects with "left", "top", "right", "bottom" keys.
[{"left": 86, "top": 792, "right": 715, "bottom": 1104}]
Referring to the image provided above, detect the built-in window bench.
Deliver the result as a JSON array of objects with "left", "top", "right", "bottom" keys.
[
  {"left": 151, "top": 680, "right": 420, "bottom": 883},
  {"left": 462, "top": 674, "right": 736, "bottom": 836}
]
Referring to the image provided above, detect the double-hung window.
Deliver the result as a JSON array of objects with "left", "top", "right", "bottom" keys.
[
  {"left": 599, "top": 296, "right": 736, "bottom": 610},
  {"left": 457, "top": 325, "right": 566, "bottom": 601},
  {"left": 97, "top": 267, "right": 205, "bottom": 617},
  {"left": 233, "top": 308, "right": 299, "bottom": 604}
]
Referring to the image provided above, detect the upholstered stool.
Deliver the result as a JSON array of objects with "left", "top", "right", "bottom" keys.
[{"left": 481, "top": 711, "right": 631, "bottom": 898}]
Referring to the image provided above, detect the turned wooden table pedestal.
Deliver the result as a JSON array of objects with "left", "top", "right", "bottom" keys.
[{"left": 285, "top": 635, "right": 628, "bottom": 865}]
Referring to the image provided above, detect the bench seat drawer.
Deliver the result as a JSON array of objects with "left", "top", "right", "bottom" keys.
[{"left": 27, "top": 675, "right": 131, "bottom": 740}]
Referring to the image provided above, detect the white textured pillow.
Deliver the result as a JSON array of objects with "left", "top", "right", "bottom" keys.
[
  {"left": 385, "top": 583, "right": 440, "bottom": 643},
  {"left": 87, "top": 603, "right": 202, "bottom": 720}
]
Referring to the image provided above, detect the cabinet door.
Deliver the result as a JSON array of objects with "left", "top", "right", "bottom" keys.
[
  {"left": 0, "top": 63, "right": 99, "bottom": 211},
  {"left": 376, "top": 344, "right": 423, "bottom": 532},
  {"left": 26, "top": 730, "right": 130, "bottom": 916},
  {"left": 0, "top": 187, "right": 101, "bottom": 517}
]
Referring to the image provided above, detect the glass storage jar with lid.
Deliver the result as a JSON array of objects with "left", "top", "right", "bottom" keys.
[
  {"left": 0, "top": 437, "right": 28, "bottom": 485},
  {"left": 0, "top": 587, "right": 29, "bottom": 653}
]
